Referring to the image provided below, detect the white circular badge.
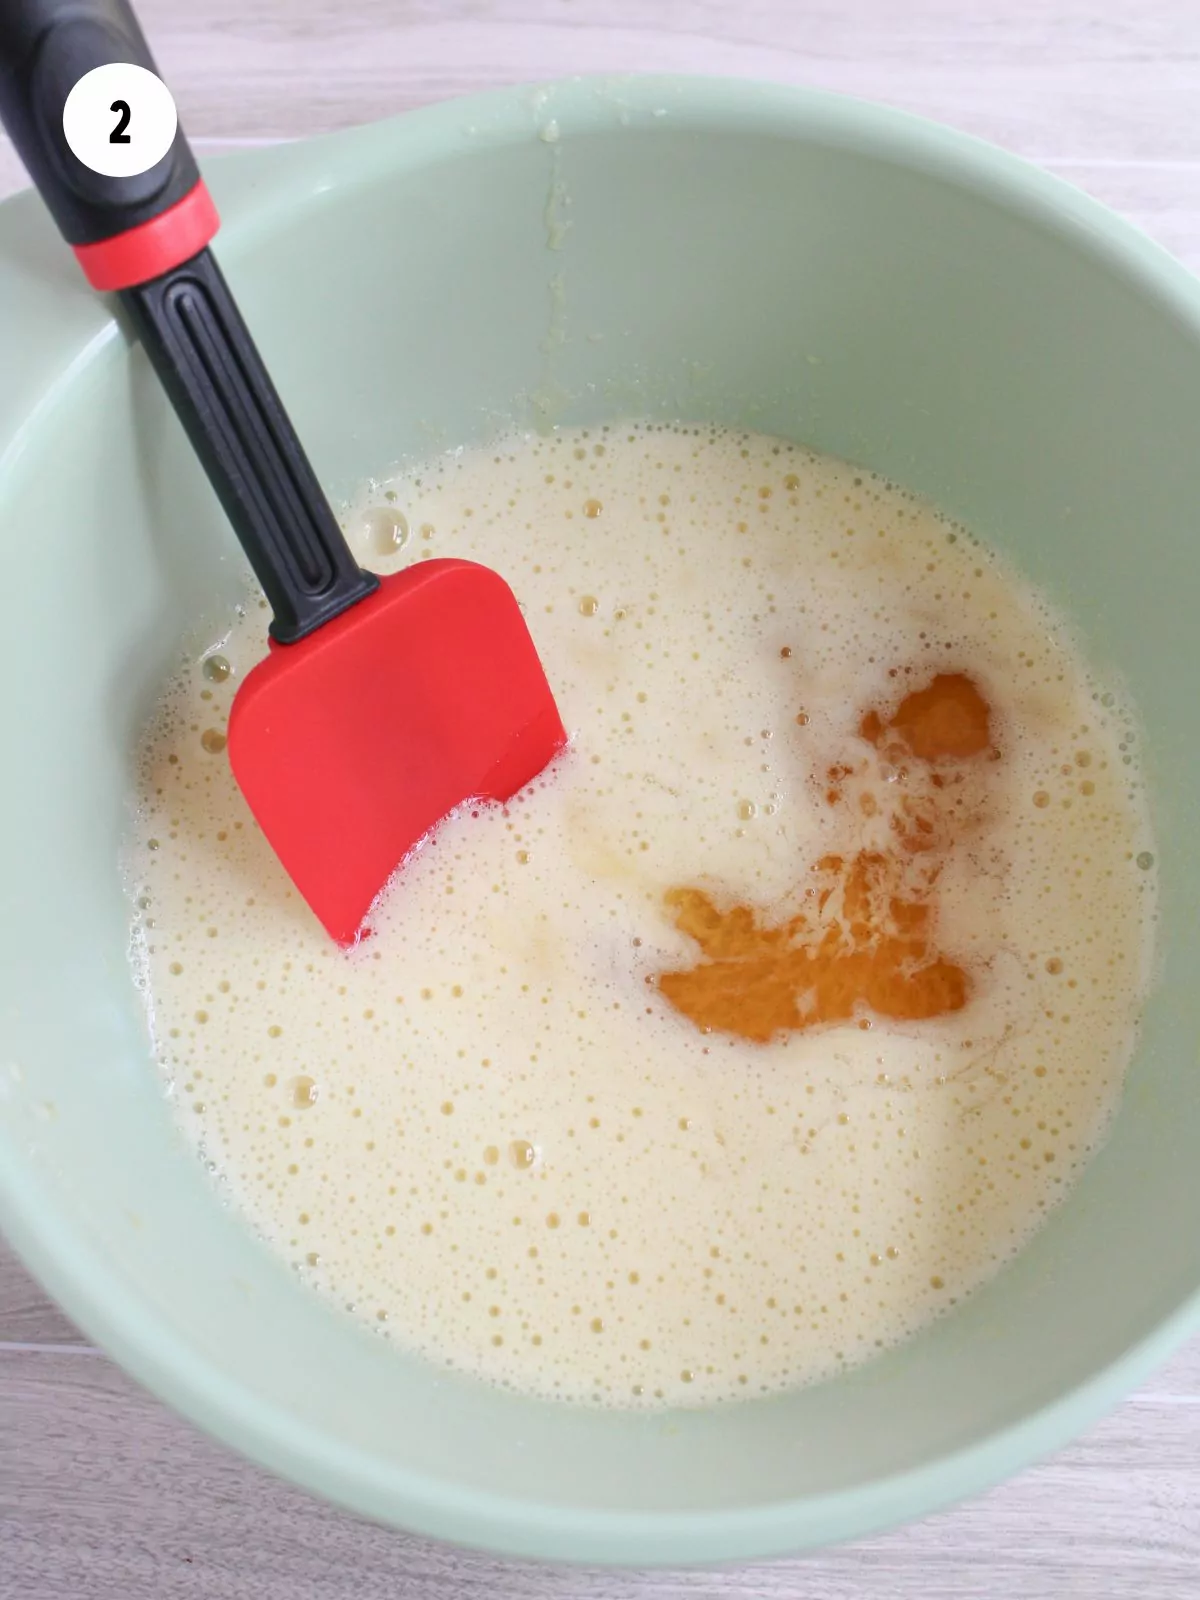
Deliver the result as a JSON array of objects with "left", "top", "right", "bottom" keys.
[{"left": 62, "top": 63, "right": 178, "bottom": 179}]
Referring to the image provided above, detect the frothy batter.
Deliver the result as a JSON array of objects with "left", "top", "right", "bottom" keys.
[{"left": 127, "top": 424, "right": 1156, "bottom": 1408}]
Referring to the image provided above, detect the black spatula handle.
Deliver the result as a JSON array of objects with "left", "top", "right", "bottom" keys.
[
  {"left": 0, "top": 0, "right": 378, "bottom": 644},
  {"left": 121, "top": 253, "right": 379, "bottom": 643},
  {"left": 0, "top": 0, "right": 199, "bottom": 247}
]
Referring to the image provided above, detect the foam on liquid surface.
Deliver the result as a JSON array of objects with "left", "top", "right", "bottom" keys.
[{"left": 127, "top": 425, "right": 1156, "bottom": 1408}]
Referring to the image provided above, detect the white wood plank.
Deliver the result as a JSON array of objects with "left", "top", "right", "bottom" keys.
[
  {"left": 0, "top": 1241, "right": 86, "bottom": 1349},
  {"left": 122, "top": 0, "right": 1200, "bottom": 161},
  {"left": 120, "top": 0, "right": 1200, "bottom": 174},
  {"left": 4, "top": 1349, "right": 1200, "bottom": 1599},
  {"left": 2, "top": 0, "right": 1199, "bottom": 159}
]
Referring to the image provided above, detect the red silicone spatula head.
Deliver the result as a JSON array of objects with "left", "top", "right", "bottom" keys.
[
  {"left": 0, "top": 0, "right": 566, "bottom": 945},
  {"left": 228, "top": 559, "right": 567, "bottom": 944}
]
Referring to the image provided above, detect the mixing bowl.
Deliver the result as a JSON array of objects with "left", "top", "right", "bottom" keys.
[{"left": 1, "top": 75, "right": 1199, "bottom": 1566}]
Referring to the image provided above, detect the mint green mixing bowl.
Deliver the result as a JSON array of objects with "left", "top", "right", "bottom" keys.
[{"left": 1, "top": 75, "right": 1198, "bottom": 1565}]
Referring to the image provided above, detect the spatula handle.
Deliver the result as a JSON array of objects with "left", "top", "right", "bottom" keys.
[
  {"left": 0, "top": 0, "right": 378, "bottom": 644},
  {"left": 120, "top": 253, "right": 379, "bottom": 643},
  {"left": 0, "top": 0, "right": 204, "bottom": 262}
]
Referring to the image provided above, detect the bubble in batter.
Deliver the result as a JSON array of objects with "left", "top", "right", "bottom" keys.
[{"left": 126, "top": 423, "right": 1157, "bottom": 1410}]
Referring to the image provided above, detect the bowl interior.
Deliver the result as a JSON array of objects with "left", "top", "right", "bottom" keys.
[{"left": 2, "top": 79, "right": 1200, "bottom": 1563}]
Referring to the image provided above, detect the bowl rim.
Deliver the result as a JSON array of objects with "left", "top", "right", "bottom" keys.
[{"left": 4, "top": 70, "right": 1200, "bottom": 1567}]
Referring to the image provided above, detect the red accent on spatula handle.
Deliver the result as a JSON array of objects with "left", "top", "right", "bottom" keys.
[
  {"left": 0, "top": 0, "right": 202, "bottom": 270},
  {"left": 74, "top": 180, "right": 219, "bottom": 290},
  {"left": 1, "top": 0, "right": 379, "bottom": 645}
]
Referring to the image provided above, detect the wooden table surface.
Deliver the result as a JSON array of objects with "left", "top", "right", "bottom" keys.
[{"left": 4, "top": 2, "right": 1200, "bottom": 1595}]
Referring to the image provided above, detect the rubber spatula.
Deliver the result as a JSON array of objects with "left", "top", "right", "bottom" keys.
[{"left": 0, "top": 0, "right": 567, "bottom": 944}]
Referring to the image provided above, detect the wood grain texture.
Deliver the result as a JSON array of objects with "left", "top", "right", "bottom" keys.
[
  {"left": 0, "top": 1241, "right": 86, "bottom": 1348},
  {"left": 5, "top": 1350, "right": 1200, "bottom": 1600},
  {"left": 4, "top": 0, "right": 1200, "bottom": 1593}
]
